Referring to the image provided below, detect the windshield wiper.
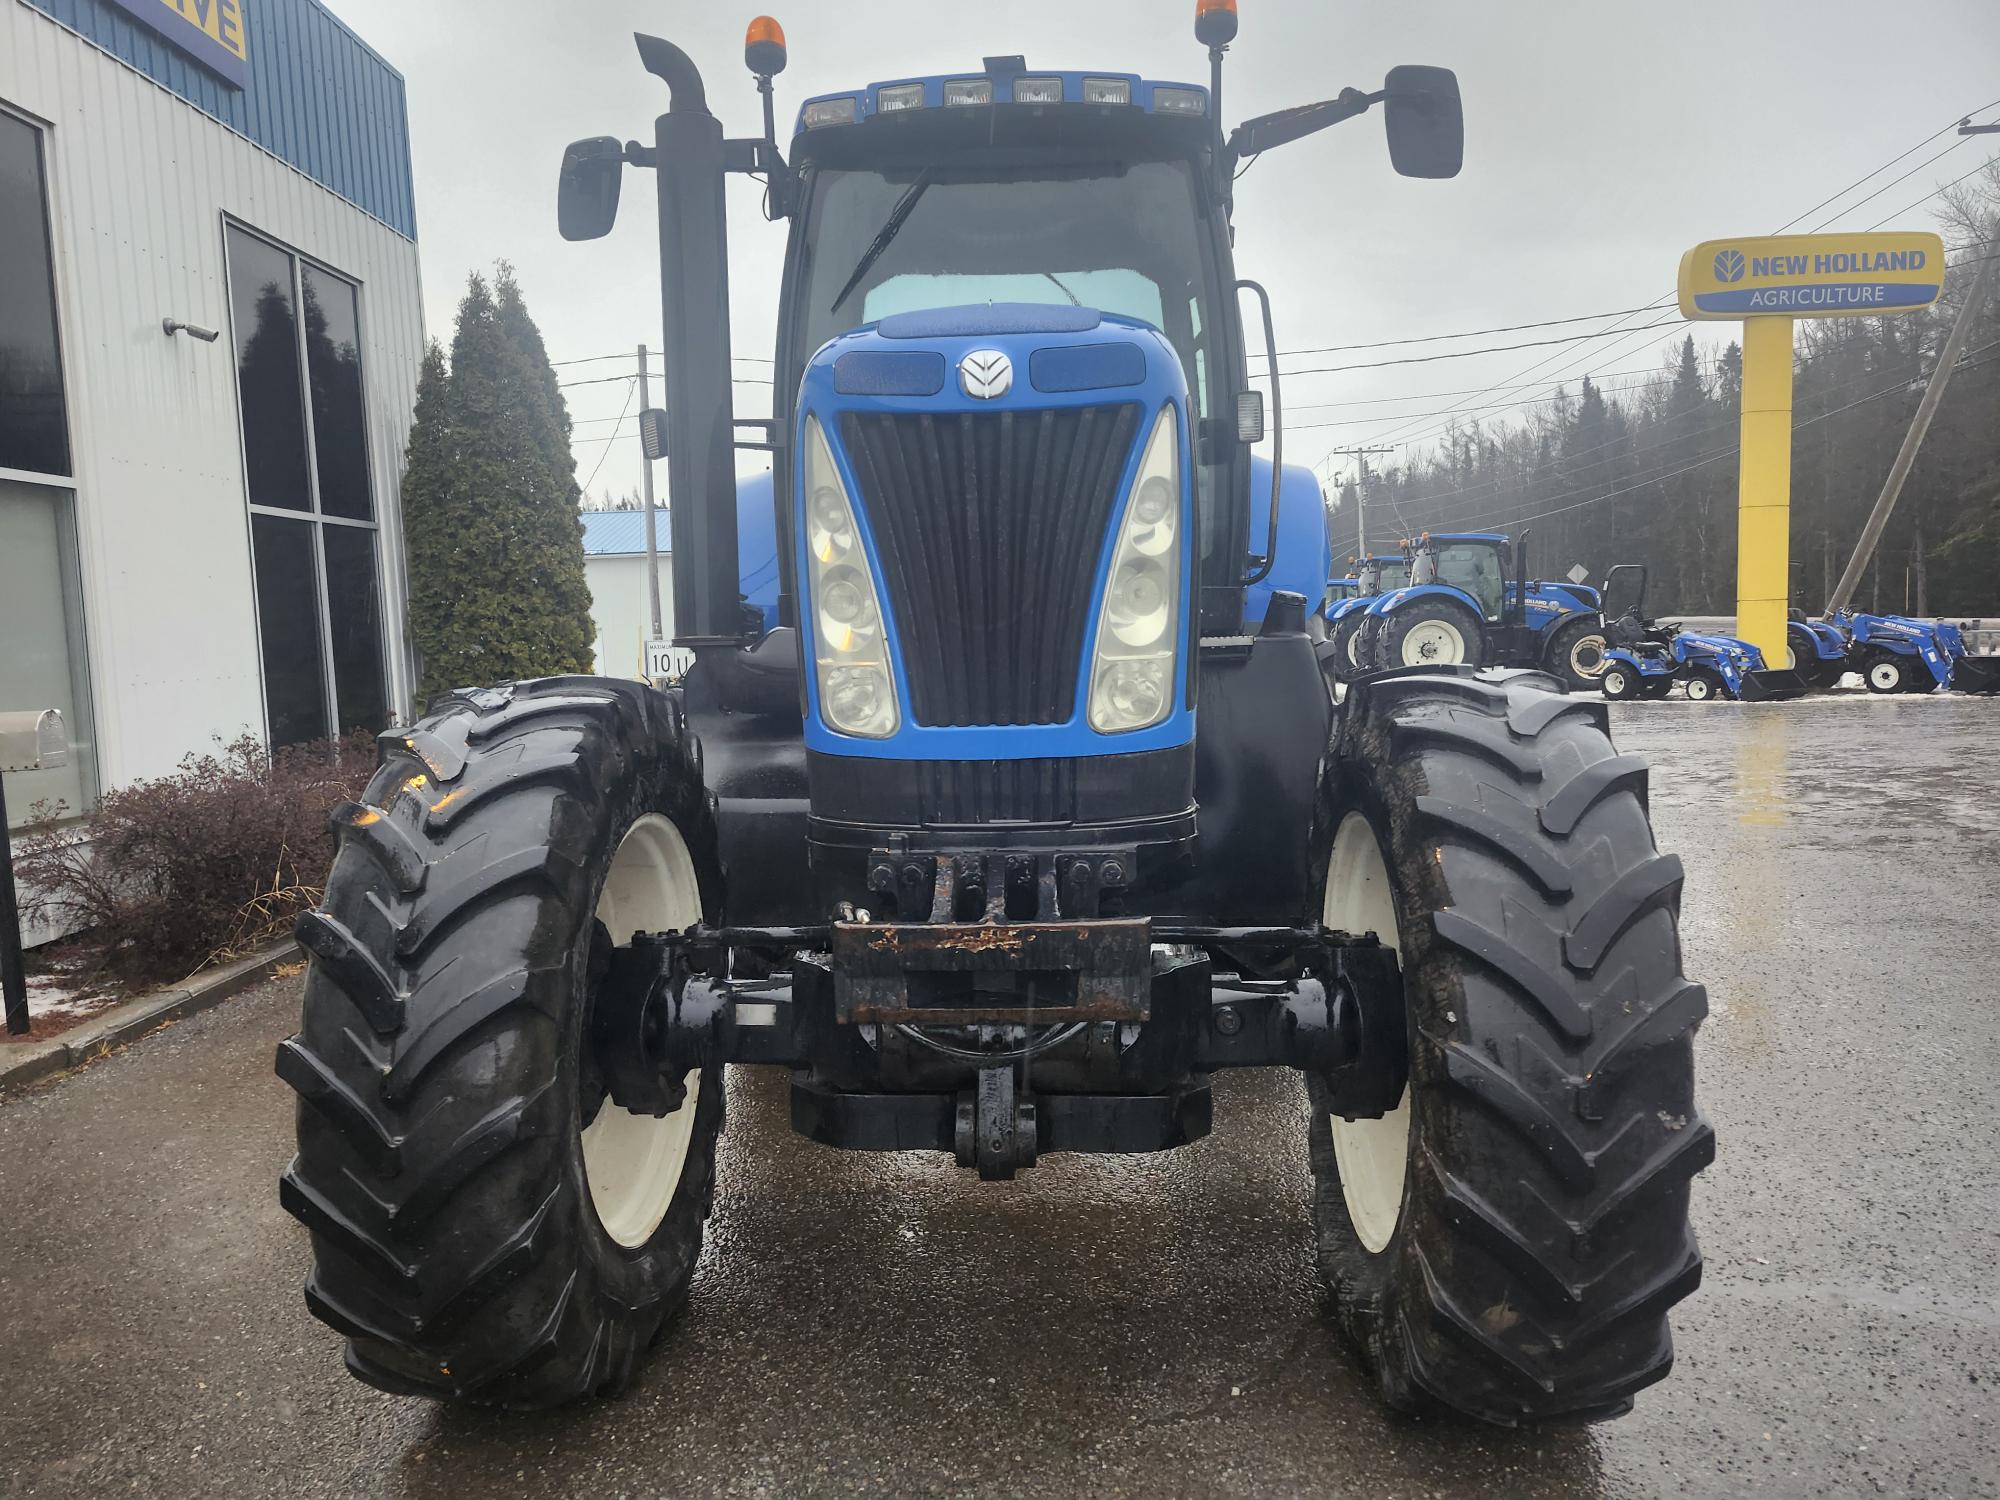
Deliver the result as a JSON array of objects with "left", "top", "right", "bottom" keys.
[{"left": 828, "top": 171, "right": 933, "bottom": 317}]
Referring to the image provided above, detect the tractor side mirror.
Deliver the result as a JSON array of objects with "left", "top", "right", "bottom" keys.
[
  {"left": 1383, "top": 65, "right": 1463, "bottom": 179},
  {"left": 558, "top": 136, "right": 626, "bottom": 241}
]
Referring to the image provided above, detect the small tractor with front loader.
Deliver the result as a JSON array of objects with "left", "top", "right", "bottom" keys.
[
  {"left": 1357, "top": 529, "right": 1612, "bottom": 689},
  {"left": 1843, "top": 610, "right": 2000, "bottom": 694},
  {"left": 279, "top": 3, "right": 1709, "bottom": 1427},
  {"left": 1598, "top": 568, "right": 1807, "bottom": 702}
]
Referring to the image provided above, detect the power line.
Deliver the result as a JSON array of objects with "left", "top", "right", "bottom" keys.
[
  {"left": 1774, "top": 95, "right": 2000, "bottom": 232},
  {"left": 1862, "top": 154, "right": 1998, "bottom": 232},
  {"left": 577, "top": 377, "right": 639, "bottom": 494},
  {"left": 1322, "top": 99, "right": 2000, "bottom": 467},
  {"left": 1378, "top": 193, "right": 1999, "bottom": 466},
  {"left": 559, "top": 370, "right": 773, "bottom": 389},
  {"left": 1263, "top": 305, "right": 1665, "bottom": 358},
  {"left": 1807, "top": 138, "right": 1974, "bottom": 232},
  {"left": 554, "top": 349, "right": 779, "bottom": 368},
  {"left": 1261, "top": 318, "right": 1683, "bottom": 381},
  {"left": 1289, "top": 362, "right": 1692, "bottom": 416}
]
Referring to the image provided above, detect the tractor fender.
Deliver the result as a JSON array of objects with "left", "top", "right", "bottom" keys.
[
  {"left": 1244, "top": 455, "right": 1332, "bottom": 631},
  {"left": 1366, "top": 583, "right": 1483, "bottom": 619},
  {"left": 1603, "top": 646, "right": 1672, "bottom": 678}
]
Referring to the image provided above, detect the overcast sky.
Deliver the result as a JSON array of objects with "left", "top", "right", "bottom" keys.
[{"left": 334, "top": 0, "right": 2000, "bottom": 509}]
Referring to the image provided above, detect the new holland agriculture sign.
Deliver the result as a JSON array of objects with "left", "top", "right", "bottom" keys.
[
  {"left": 102, "top": 0, "right": 249, "bottom": 90},
  {"left": 1678, "top": 231, "right": 1943, "bottom": 320}
]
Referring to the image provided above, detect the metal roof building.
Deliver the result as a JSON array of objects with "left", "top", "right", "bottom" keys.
[
  {"left": 1, "top": 0, "right": 425, "bottom": 852},
  {"left": 580, "top": 509, "right": 673, "bottom": 558}
]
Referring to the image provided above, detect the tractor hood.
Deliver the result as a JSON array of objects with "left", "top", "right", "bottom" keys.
[{"left": 792, "top": 304, "right": 1196, "bottom": 760}]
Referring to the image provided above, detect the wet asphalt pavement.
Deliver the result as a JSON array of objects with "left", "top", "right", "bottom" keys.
[{"left": 1, "top": 692, "right": 1997, "bottom": 1498}]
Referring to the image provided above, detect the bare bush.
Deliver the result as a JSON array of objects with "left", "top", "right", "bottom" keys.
[{"left": 15, "top": 732, "right": 376, "bottom": 988}]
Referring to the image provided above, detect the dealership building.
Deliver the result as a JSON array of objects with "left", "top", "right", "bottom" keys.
[{"left": 0, "top": 0, "right": 422, "bottom": 838}]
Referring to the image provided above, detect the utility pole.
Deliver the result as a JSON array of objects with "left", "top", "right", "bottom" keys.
[
  {"left": 637, "top": 344, "right": 664, "bottom": 642},
  {"left": 1824, "top": 233, "right": 1997, "bottom": 618},
  {"left": 1329, "top": 446, "right": 1396, "bottom": 557}
]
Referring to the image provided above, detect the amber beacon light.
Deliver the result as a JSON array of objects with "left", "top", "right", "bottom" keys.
[
  {"left": 745, "top": 16, "right": 787, "bottom": 76},
  {"left": 1194, "top": 0, "right": 1238, "bottom": 47}
]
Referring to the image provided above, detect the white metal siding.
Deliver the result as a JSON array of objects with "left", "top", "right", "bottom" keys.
[
  {"left": 2, "top": 0, "right": 423, "bottom": 791},
  {"left": 584, "top": 553, "right": 674, "bottom": 683}
]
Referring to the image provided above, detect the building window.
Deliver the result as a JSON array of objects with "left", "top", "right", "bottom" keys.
[
  {"left": 0, "top": 107, "right": 70, "bottom": 478},
  {"left": 225, "top": 223, "right": 387, "bottom": 745},
  {"left": 0, "top": 481, "right": 98, "bottom": 828},
  {"left": 0, "top": 107, "right": 94, "bottom": 829}
]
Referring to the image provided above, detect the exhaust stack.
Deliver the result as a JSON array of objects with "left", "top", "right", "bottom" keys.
[{"left": 637, "top": 34, "right": 744, "bottom": 644}]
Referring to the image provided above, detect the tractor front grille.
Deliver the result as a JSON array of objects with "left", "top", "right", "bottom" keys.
[{"left": 839, "top": 404, "right": 1141, "bottom": 727}]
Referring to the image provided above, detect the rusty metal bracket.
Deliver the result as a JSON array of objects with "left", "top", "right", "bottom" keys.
[{"left": 831, "top": 917, "right": 1151, "bottom": 1025}]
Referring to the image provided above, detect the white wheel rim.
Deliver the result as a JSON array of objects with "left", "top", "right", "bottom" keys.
[
  {"left": 582, "top": 813, "right": 704, "bottom": 1249},
  {"left": 1785, "top": 645, "right": 1801, "bottom": 670},
  {"left": 1604, "top": 669, "right": 1628, "bottom": 697},
  {"left": 1688, "top": 677, "right": 1711, "bottom": 700},
  {"left": 1400, "top": 619, "right": 1466, "bottom": 667},
  {"left": 1569, "top": 632, "right": 1607, "bottom": 678},
  {"left": 1869, "top": 661, "right": 1899, "bottom": 690},
  {"left": 1323, "top": 812, "right": 1410, "bottom": 1255},
  {"left": 1345, "top": 628, "right": 1362, "bottom": 667}
]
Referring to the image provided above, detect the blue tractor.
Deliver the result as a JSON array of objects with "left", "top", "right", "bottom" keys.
[
  {"left": 1601, "top": 626, "right": 1808, "bottom": 702},
  {"left": 1843, "top": 611, "right": 2000, "bottom": 694},
  {"left": 1323, "top": 551, "right": 1411, "bottom": 683},
  {"left": 1598, "top": 569, "right": 1807, "bottom": 701},
  {"left": 1786, "top": 612, "right": 1852, "bottom": 688},
  {"left": 1358, "top": 530, "right": 1611, "bottom": 688},
  {"left": 279, "top": 7, "right": 1707, "bottom": 1426}
]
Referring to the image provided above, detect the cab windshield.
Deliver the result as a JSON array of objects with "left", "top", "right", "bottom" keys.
[
  {"left": 1417, "top": 543, "right": 1505, "bottom": 618},
  {"left": 793, "top": 159, "right": 1219, "bottom": 398}
]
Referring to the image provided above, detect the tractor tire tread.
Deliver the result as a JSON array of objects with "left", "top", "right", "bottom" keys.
[
  {"left": 278, "top": 675, "right": 724, "bottom": 1410},
  {"left": 1308, "top": 667, "right": 1708, "bottom": 1426}
]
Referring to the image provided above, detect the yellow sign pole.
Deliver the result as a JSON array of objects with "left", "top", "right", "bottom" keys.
[
  {"left": 1677, "top": 230, "right": 1942, "bottom": 670},
  {"left": 1735, "top": 316, "right": 1794, "bottom": 667}
]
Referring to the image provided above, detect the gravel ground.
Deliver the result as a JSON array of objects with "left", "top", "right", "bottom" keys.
[{"left": 0, "top": 691, "right": 1994, "bottom": 1498}]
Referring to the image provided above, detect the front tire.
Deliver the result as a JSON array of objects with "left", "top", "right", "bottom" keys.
[
  {"left": 278, "top": 677, "right": 724, "bottom": 1408},
  {"left": 1308, "top": 669, "right": 1710, "bottom": 1425},
  {"left": 1330, "top": 614, "right": 1369, "bottom": 683},
  {"left": 1863, "top": 653, "right": 1913, "bottom": 694},
  {"left": 1376, "top": 599, "right": 1484, "bottom": 672},
  {"left": 1683, "top": 670, "right": 1725, "bottom": 702}
]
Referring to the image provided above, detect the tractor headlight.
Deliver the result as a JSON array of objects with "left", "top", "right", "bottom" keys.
[
  {"left": 1088, "top": 407, "right": 1183, "bottom": 733},
  {"left": 803, "top": 418, "right": 899, "bottom": 738}
]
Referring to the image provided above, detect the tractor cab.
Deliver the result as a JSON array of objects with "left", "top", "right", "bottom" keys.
[{"left": 1407, "top": 531, "right": 1509, "bottom": 621}]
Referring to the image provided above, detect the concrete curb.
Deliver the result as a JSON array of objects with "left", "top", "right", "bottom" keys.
[{"left": 0, "top": 940, "right": 301, "bottom": 1094}]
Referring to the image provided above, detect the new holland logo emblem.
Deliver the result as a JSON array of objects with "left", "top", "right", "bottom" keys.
[{"left": 959, "top": 349, "right": 1013, "bottom": 399}]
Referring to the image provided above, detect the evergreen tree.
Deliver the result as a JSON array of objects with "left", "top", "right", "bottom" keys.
[{"left": 401, "top": 270, "right": 596, "bottom": 705}]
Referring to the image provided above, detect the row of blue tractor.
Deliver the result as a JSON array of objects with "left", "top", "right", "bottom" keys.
[
  {"left": 1322, "top": 531, "right": 1611, "bottom": 689},
  {"left": 1792, "top": 611, "right": 2000, "bottom": 694},
  {"left": 1595, "top": 568, "right": 2000, "bottom": 701}
]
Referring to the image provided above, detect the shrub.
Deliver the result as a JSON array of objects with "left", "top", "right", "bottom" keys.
[{"left": 15, "top": 732, "right": 376, "bottom": 988}]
